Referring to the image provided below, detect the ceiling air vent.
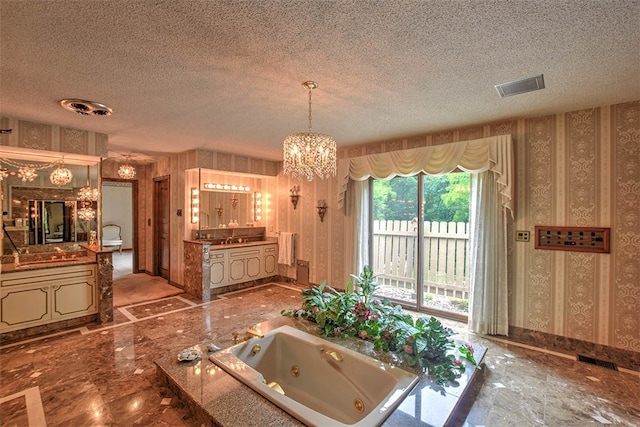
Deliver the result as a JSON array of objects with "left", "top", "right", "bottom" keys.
[
  {"left": 495, "top": 74, "right": 545, "bottom": 98},
  {"left": 59, "top": 99, "right": 113, "bottom": 116}
]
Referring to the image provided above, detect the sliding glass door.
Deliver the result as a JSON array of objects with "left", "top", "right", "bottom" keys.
[
  {"left": 372, "top": 176, "right": 418, "bottom": 305},
  {"left": 371, "top": 173, "right": 470, "bottom": 318}
]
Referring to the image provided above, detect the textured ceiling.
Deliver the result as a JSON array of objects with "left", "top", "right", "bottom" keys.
[{"left": 1, "top": 1, "right": 639, "bottom": 162}]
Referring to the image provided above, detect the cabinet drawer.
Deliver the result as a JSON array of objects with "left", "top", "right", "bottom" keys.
[{"left": 1, "top": 264, "right": 96, "bottom": 287}]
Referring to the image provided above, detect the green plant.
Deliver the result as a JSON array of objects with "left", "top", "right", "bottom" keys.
[
  {"left": 451, "top": 298, "right": 469, "bottom": 312},
  {"left": 282, "top": 265, "right": 479, "bottom": 385}
]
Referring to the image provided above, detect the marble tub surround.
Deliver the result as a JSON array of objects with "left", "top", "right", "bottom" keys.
[
  {"left": 0, "top": 283, "right": 638, "bottom": 426},
  {"left": 158, "top": 317, "right": 484, "bottom": 427}
]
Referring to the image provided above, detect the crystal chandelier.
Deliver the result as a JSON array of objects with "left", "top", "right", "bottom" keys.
[
  {"left": 77, "top": 165, "right": 98, "bottom": 221},
  {"left": 77, "top": 165, "right": 99, "bottom": 201},
  {"left": 77, "top": 206, "right": 96, "bottom": 221},
  {"left": 283, "top": 81, "right": 337, "bottom": 181},
  {"left": 118, "top": 155, "right": 136, "bottom": 179},
  {"left": 0, "top": 161, "right": 8, "bottom": 180},
  {"left": 17, "top": 166, "right": 37, "bottom": 182},
  {"left": 49, "top": 160, "right": 73, "bottom": 186},
  {"left": 77, "top": 186, "right": 99, "bottom": 202}
]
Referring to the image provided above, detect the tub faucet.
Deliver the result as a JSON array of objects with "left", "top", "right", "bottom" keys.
[
  {"left": 244, "top": 326, "right": 264, "bottom": 340},
  {"left": 325, "top": 350, "right": 344, "bottom": 362}
]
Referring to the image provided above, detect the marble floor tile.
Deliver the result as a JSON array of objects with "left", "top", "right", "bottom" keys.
[{"left": 1, "top": 282, "right": 639, "bottom": 426}]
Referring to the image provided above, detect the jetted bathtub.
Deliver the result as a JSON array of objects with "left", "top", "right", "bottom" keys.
[{"left": 209, "top": 325, "right": 419, "bottom": 427}]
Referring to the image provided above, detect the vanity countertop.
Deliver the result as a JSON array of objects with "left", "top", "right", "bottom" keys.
[
  {"left": 184, "top": 239, "right": 277, "bottom": 250},
  {"left": 0, "top": 256, "right": 96, "bottom": 273}
]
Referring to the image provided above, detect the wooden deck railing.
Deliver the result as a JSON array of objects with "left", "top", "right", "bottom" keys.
[{"left": 372, "top": 220, "right": 470, "bottom": 300}]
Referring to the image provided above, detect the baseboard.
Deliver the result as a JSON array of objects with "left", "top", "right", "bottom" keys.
[{"left": 509, "top": 325, "right": 640, "bottom": 372}]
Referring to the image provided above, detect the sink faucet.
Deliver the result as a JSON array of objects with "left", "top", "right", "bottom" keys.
[{"left": 54, "top": 247, "right": 67, "bottom": 259}]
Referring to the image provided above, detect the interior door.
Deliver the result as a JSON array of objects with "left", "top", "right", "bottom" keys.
[{"left": 154, "top": 177, "right": 170, "bottom": 279}]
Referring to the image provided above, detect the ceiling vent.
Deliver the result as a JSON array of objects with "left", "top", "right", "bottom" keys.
[
  {"left": 59, "top": 99, "right": 113, "bottom": 116},
  {"left": 495, "top": 74, "right": 545, "bottom": 98}
]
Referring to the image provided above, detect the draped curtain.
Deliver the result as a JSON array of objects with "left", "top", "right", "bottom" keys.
[{"left": 338, "top": 135, "right": 513, "bottom": 335}]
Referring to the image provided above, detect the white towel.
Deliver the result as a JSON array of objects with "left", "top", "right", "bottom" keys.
[{"left": 278, "top": 232, "right": 294, "bottom": 266}]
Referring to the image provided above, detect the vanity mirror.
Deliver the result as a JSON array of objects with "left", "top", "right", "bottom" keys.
[
  {"left": 199, "top": 190, "right": 252, "bottom": 228},
  {"left": 1, "top": 152, "right": 99, "bottom": 255}
]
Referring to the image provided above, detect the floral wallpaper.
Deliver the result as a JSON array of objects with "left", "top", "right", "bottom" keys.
[{"left": 283, "top": 100, "right": 639, "bottom": 353}]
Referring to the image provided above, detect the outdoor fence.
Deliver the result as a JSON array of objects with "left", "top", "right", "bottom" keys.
[{"left": 372, "top": 220, "right": 470, "bottom": 300}]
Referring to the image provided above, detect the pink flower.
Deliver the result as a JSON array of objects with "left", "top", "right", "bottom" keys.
[
  {"left": 465, "top": 343, "right": 474, "bottom": 353},
  {"left": 360, "top": 330, "right": 368, "bottom": 339},
  {"left": 407, "top": 336, "right": 414, "bottom": 343},
  {"left": 333, "top": 327, "right": 341, "bottom": 335},
  {"left": 453, "top": 358, "right": 462, "bottom": 366},
  {"left": 370, "top": 314, "right": 378, "bottom": 322},
  {"left": 372, "top": 300, "right": 381, "bottom": 306},
  {"left": 403, "top": 345, "right": 413, "bottom": 354},
  {"left": 313, "top": 306, "right": 319, "bottom": 313}
]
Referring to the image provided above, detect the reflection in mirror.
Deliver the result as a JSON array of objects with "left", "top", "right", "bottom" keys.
[
  {"left": 1, "top": 158, "right": 99, "bottom": 255},
  {"left": 199, "top": 191, "right": 252, "bottom": 228}
]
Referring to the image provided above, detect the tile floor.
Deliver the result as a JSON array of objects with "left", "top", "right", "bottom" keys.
[{"left": 1, "top": 281, "right": 638, "bottom": 426}]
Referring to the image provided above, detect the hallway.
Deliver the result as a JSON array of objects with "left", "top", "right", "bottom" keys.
[{"left": 112, "top": 251, "right": 183, "bottom": 307}]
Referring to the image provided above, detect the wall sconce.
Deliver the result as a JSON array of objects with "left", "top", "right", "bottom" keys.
[
  {"left": 216, "top": 204, "right": 223, "bottom": 218},
  {"left": 230, "top": 193, "right": 238, "bottom": 209},
  {"left": 253, "top": 192, "right": 262, "bottom": 222},
  {"left": 290, "top": 185, "right": 300, "bottom": 210},
  {"left": 316, "top": 199, "right": 328, "bottom": 222},
  {"left": 190, "top": 188, "right": 199, "bottom": 224}
]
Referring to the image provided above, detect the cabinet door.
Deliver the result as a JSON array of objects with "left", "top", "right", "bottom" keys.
[
  {"left": 246, "top": 255, "right": 260, "bottom": 278},
  {"left": 51, "top": 280, "right": 97, "bottom": 319},
  {"left": 209, "top": 252, "right": 227, "bottom": 287},
  {"left": 263, "top": 245, "right": 277, "bottom": 276},
  {"left": 0, "top": 286, "right": 50, "bottom": 331},
  {"left": 229, "top": 258, "right": 246, "bottom": 282},
  {"left": 229, "top": 248, "right": 261, "bottom": 283}
]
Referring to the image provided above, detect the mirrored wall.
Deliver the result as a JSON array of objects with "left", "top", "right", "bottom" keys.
[{"left": 1, "top": 153, "right": 100, "bottom": 255}]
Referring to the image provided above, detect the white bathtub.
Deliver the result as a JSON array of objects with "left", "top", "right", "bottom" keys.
[{"left": 209, "top": 325, "right": 419, "bottom": 427}]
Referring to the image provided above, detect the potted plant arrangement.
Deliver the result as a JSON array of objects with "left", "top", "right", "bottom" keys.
[{"left": 282, "top": 265, "right": 479, "bottom": 385}]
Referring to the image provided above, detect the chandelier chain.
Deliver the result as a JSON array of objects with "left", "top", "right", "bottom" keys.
[{"left": 308, "top": 85, "right": 313, "bottom": 133}]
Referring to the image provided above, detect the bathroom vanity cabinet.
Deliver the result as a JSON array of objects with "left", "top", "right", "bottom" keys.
[
  {"left": 0, "top": 263, "right": 98, "bottom": 333},
  {"left": 183, "top": 239, "right": 279, "bottom": 302},
  {"left": 210, "top": 243, "right": 277, "bottom": 288}
]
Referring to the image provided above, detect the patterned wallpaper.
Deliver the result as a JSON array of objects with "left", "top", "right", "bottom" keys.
[
  {"left": 0, "top": 117, "right": 108, "bottom": 158},
  {"left": 284, "top": 100, "right": 639, "bottom": 353}
]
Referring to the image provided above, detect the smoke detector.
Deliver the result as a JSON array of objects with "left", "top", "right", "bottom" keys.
[
  {"left": 59, "top": 99, "right": 113, "bottom": 116},
  {"left": 495, "top": 74, "right": 545, "bottom": 98}
]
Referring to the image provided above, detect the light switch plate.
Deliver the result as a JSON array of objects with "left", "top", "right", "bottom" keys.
[{"left": 516, "top": 230, "right": 530, "bottom": 242}]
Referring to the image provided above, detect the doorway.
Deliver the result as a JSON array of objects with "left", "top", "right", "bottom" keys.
[
  {"left": 102, "top": 179, "right": 138, "bottom": 275},
  {"left": 154, "top": 176, "right": 170, "bottom": 280}
]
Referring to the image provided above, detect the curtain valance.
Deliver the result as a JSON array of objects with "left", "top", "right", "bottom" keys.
[{"left": 338, "top": 134, "right": 513, "bottom": 215}]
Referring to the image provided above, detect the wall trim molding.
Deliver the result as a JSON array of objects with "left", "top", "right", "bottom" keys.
[{"left": 509, "top": 325, "right": 639, "bottom": 372}]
